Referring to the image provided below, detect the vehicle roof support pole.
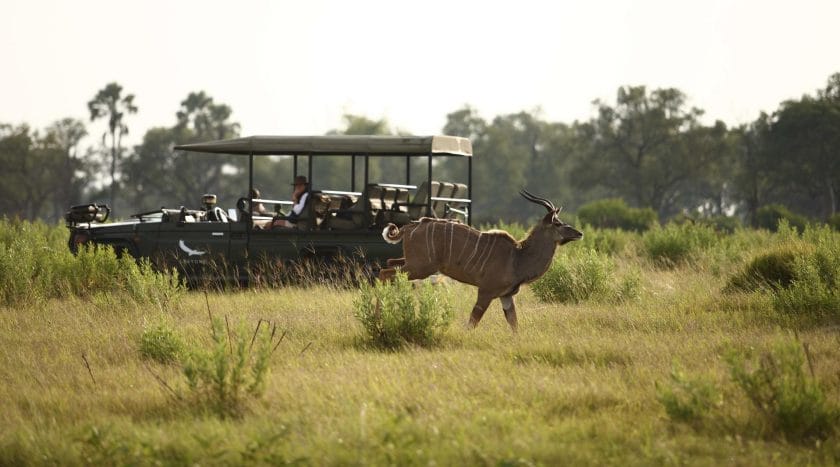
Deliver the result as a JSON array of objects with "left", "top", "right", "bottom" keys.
[
  {"left": 247, "top": 152, "right": 253, "bottom": 253},
  {"left": 468, "top": 155, "right": 473, "bottom": 226},
  {"left": 307, "top": 155, "right": 313, "bottom": 189},
  {"left": 405, "top": 155, "right": 410, "bottom": 185},
  {"left": 351, "top": 155, "right": 356, "bottom": 192},
  {"left": 293, "top": 155, "right": 298, "bottom": 180},
  {"left": 364, "top": 155, "right": 370, "bottom": 226},
  {"left": 426, "top": 152, "right": 432, "bottom": 217}
]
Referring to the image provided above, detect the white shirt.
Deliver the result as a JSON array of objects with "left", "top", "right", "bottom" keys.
[{"left": 291, "top": 192, "right": 309, "bottom": 215}]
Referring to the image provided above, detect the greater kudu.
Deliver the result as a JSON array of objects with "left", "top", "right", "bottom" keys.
[{"left": 379, "top": 190, "right": 583, "bottom": 330}]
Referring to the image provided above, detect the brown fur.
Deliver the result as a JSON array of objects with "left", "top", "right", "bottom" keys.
[{"left": 380, "top": 209, "right": 582, "bottom": 331}]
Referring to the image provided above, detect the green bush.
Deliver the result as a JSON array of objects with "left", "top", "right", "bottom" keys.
[
  {"left": 577, "top": 227, "right": 635, "bottom": 256},
  {"left": 642, "top": 222, "right": 717, "bottom": 267},
  {"left": 754, "top": 204, "right": 809, "bottom": 233},
  {"left": 725, "top": 339, "right": 838, "bottom": 442},
  {"left": 577, "top": 198, "right": 658, "bottom": 232},
  {"left": 773, "top": 254, "right": 840, "bottom": 321},
  {"left": 725, "top": 243, "right": 811, "bottom": 292},
  {"left": 181, "top": 317, "right": 273, "bottom": 418},
  {"left": 139, "top": 323, "right": 183, "bottom": 364},
  {"left": 0, "top": 219, "right": 184, "bottom": 307},
  {"left": 354, "top": 272, "right": 454, "bottom": 349},
  {"left": 656, "top": 364, "right": 720, "bottom": 427},
  {"left": 726, "top": 226, "right": 840, "bottom": 322},
  {"left": 531, "top": 249, "right": 640, "bottom": 304},
  {"left": 827, "top": 213, "right": 840, "bottom": 231}
]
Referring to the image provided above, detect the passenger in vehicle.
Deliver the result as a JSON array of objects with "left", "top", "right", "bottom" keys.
[
  {"left": 250, "top": 188, "right": 269, "bottom": 216},
  {"left": 272, "top": 175, "right": 310, "bottom": 228}
]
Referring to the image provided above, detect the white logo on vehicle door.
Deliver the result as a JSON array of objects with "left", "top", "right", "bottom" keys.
[{"left": 178, "top": 240, "right": 207, "bottom": 256}]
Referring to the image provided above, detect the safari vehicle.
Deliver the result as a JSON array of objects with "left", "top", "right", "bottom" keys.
[{"left": 65, "top": 135, "right": 473, "bottom": 282}]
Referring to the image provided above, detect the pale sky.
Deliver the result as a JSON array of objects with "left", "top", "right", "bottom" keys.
[{"left": 3, "top": 0, "right": 840, "bottom": 147}]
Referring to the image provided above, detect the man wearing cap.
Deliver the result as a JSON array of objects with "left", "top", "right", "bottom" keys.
[{"left": 273, "top": 175, "right": 310, "bottom": 228}]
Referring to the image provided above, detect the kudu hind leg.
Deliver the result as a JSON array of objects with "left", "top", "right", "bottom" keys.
[
  {"left": 379, "top": 257, "right": 407, "bottom": 281},
  {"left": 500, "top": 295, "right": 518, "bottom": 332},
  {"left": 467, "top": 290, "right": 495, "bottom": 328}
]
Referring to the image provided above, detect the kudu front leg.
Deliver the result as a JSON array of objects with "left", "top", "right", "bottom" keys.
[
  {"left": 500, "top": 295, "right": 518, "bottom": 332},
  {"left": 467, "top": 290, "right": 495, "bottom": 329}
]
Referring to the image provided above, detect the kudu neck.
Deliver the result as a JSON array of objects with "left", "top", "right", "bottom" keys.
[{"left": 517, "top": 226, "right": 558, "bottom": 280}]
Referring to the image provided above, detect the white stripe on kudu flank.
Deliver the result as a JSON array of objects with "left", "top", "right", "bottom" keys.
[
  {"left": 464, "top": 232, "right": 483, "bottom": 270},
  {"left": 447, "top": 222, "right": 454, "bottom": 264},
  {"left": 457, "top": 226, "right": 473, "bottom": 263},
  {"left": 430, "top": 222, "right": 437, "bottom": 262},
  {"left": 478, "top": 236, "right": 498, "bottom": 271}
]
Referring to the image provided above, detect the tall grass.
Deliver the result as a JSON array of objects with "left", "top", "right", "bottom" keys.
[
  {"left": 531, "top": 248, "right": 641, "bottom": 304},
  {"left": 642, "top": 222, "right": 718, "bottom": 267},
  {"left": 726, "top": 224, "right": 840, "bottom": 323},
  {"left": 725, "top": 338, "right": 839, "bottom": 442},
  {"left": 354, "top": 272, "right": 454, "bottom": 349},
  {"left": 0, "top": 219, "right": 183, "bottom": 307},
  {"left": 2, "top": 219, "right": 840, "bottom": 464}
]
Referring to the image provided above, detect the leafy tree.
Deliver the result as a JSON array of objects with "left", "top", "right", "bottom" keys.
[
  {"left": 732, "top": 114, "right": 777, "bottom": 225},
  {"left": 0, "top": 124, "right": 79, "bottom": 220},
  {"left": 121, "top": 92, "right": 242, "bottom": 211},
  {"left": 325, "top": 114, "right": 396, "bottom": 190},
  {"left": 87, "top": 83, "right": 137, "bottom": 214},
  {"left": 766, "top": 74, "right": 840, "bottom": 218},
  {"left": 43, "top": 118, "right": 89, "bottom": 220},
  {"left": 443, "top": 106, "right": 579, "bottom": 223},
  {"left": 571, "top": 86, "right": 723, "bottom": 218}
]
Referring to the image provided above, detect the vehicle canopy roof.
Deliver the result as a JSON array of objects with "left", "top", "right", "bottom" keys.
[{"left": 173, "top": 135, "right": 472, "bottom": 157}]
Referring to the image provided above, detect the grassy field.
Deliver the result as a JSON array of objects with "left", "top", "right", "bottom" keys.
[{"left": 1, "top": 222, "right": 839, "bottom": 465}]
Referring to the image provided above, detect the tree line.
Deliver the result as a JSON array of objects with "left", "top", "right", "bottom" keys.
[{"left": 2, "top": 74, "right": 839, "bottom": 225}]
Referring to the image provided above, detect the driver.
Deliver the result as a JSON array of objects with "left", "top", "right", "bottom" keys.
[{"left": 272, "top": 175, "right": 310, "bottom": 228}]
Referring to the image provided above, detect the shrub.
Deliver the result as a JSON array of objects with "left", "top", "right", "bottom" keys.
[
  {"left": 181, "top": 317, "right": 273, "bottom": 418},
  {"left": 0, "top": 219, "right": 184, "bottom": 307},
  {"left": 642, "top": 222, "right": 717, "bottom": 267},
  {"left": 531, "top": 249, "right": 640, "bottom": 303},
  {"left": 754, "top": 204, "right": 808, "bottom": 233},
  {"left": 577, "top": 198, "right": 658, "bottom": 232},
  {"left": 724, "top": 339, "right": 838, "bottom": 442},
  {"left": 773, "top": 255, "right": 840, "bottom": 321},
  {"left": 827, "top": 213, "right": 840, "bottom": 231},
  {"left": 725, "top": 243, "right": 811, "bottom": 292},
  {"left": 577, "top": 227, "right": 635, "bottom": 256},
  {"left": 354, "top": 272, "right": 454, "bottom": 349},
  {"left": 138, "top": 323, "right": 183, "bottom": 364},
  {"left": 656, "top": 364, "right": 721, "bottom": 427},
  {"left": 726, "top": 226, "right": 840, "bottom": 322}
]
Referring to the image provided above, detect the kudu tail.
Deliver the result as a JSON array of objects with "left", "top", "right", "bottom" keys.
[{"left": 381, "top": 223, "right": 404, "bottom": 244}]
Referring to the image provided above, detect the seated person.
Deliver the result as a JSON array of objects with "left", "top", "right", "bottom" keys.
[
  {"left": 250, "top": 188, "right": 269, "bottom": 216},
  {"left": 272, "top": 175, "right": 310, "bottom": 228}
]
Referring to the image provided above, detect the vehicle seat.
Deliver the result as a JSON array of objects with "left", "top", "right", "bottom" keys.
[
  {"left": 406, "top": 180, "right": 439, "bottom": 219},
  {"left": 447, "top": 183, "right": 469, "bottom": 222},
  {"left": 293, "top": 192, "right": 330, "bottom": 231},
  {"left": 432, "top": 182, "right": 455, "bottom": 217}
]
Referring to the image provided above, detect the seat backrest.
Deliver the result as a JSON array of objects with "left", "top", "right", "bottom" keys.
[
  {"left": 367, "top": 185, "right": 384, "bottom": 211},
  {"left": 407, "top": 180, "right": 439, "bottom": 219},
  {"left": 447, "top": 183, "right": 469, "bottom": 221},
  {"left": 381, "top": 186, "right": 398, "bottom": 211},
  {"left": 432, "top": 182, "right": 455, "bottom": 216},
  {"left": 394, "top": 188, "right": 410, "bottom": 212},
  {"left": 291, "top": 191, "right": 330, "bottom": 231},
  {"left": 452, "top": 183, "right": 467, "bottom": 200}
]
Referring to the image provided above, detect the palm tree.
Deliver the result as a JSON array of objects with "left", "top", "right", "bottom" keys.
[{"left": 88, "top": 82, "right": 137, "bottom": 213}]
